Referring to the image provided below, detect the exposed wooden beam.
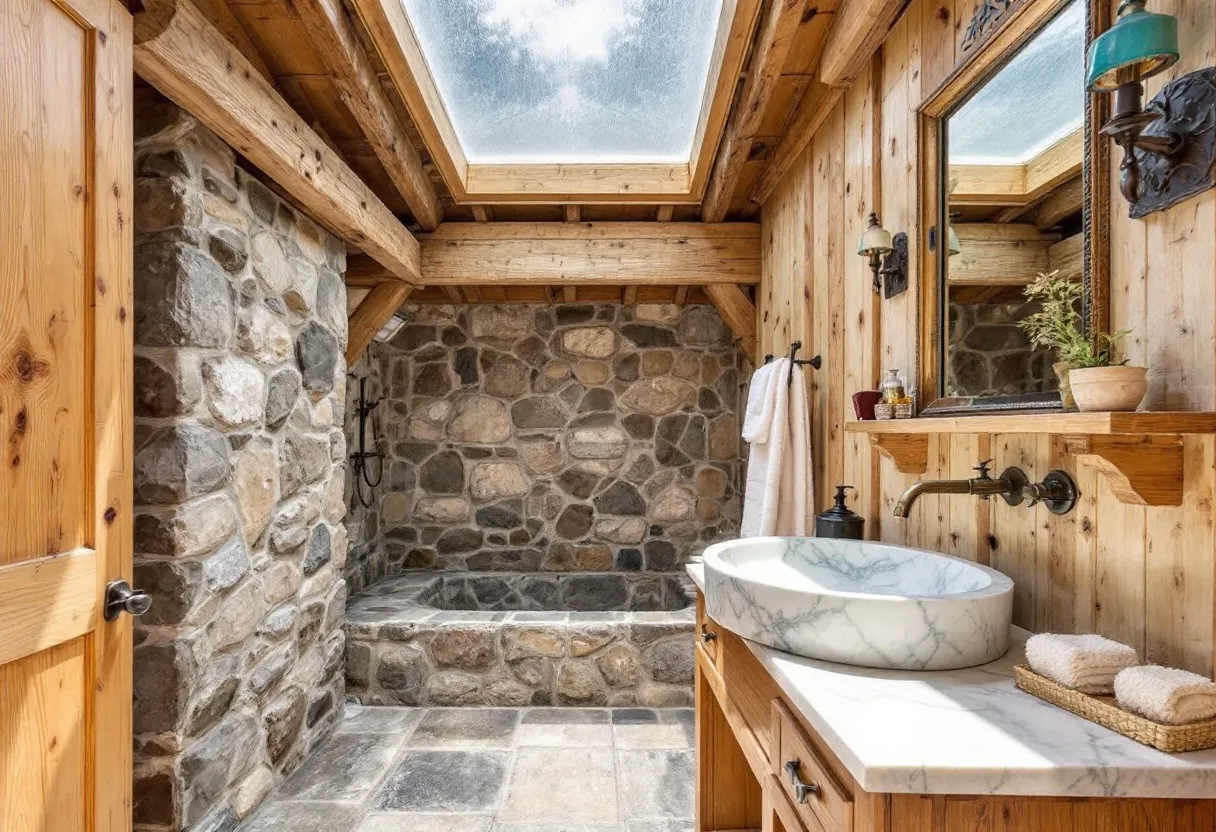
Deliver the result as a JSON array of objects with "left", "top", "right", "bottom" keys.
[
  {"left": 656, "top": 205, "right": 674, "bottom": 222},
  {"left": 347, "top": 282, "right": 412, "bottom": 363},
  {"left": 1036, "top": 176, "right": 1085, "bottom": 230},
  {"left": 463, "top": 287, "right": 482, "bottom": 303},
  {"left": 623, "top": 286, "right": 638, "bottom": 305},
  {"left": 564, "top": 205, "right": 581, "bottom": 223},
  {"left": 950, "top": 130, "right": 1083, "bottom": 206},
  {"left": 471, "top": 206, "right": 491, "bottom": 223},
  {"left": 818, "top": 0, "right": 906, "bottom": 88},
  {"left": 193, "top": 0, "right": 273, "bottom": 82},
  {"left": 133, "top": 0, "right": 421, "bottom": 284},
  {"left": 750, "top": 81, "right": 843, "bottom": 206},
  {"left": 704, "top": 284, "right": 758, "bottom": 361},
  {"left": 674, "top": 285, "right": 690, "bottom": 305},
  {"left": 702, "top": 0, "right": 817, "bottom": 222},
  {"left": 409, "top": 223, "right": 762, "bottom": 286},
  {"left": 544, "top": 286, "right": 557, "bottom": 304},
  {"left": 442, "top": 286, "right": 463, "bottom": 303},
  {"left": 948, "top": 224, "right": 1056, "bottom": 286},
  {"left": 294, "top": 0, "right": 444, "bottom": 230},
  {"left": 563, "top": 287, "right": 578, "bottom": 303}
]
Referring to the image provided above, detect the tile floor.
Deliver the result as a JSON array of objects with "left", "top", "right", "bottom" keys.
[{"left": 238, "top": 706, "right": 696, "bottom": 832}]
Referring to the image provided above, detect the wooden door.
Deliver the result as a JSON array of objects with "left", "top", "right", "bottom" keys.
[{"left": 1, "top": 0, "right": 134, "bottom": 829}]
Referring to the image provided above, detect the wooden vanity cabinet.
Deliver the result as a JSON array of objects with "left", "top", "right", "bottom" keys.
[{"left": 693, "top": 594, "right": 1216, "bottom": 832}]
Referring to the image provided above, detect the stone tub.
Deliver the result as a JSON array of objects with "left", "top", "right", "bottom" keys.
[{"left": 343, "top": 571, "right": 696, "bottom": 707}]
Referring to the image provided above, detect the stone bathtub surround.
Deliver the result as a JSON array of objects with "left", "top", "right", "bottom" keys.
[
  {"left": 343, "top": 302, "right": 745, "bottom": 592},
  {"left": 691, "top": 564, "right": 1216, "bottom": 799},
  {"left": 703, "top": 537, "right": 1013, "bottom": 670},
  {"left": 345, "top": 573, "right": 696, "bottom": 708},
  {"left": 130, "top": 97, "right": 349, "bottom": 832}
]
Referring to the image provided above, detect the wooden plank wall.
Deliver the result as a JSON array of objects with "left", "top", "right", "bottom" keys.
[{"left": 759, "top": 0, "right": 1216, "bottom": 676}]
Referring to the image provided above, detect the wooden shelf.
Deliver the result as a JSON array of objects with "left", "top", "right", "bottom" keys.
[
  {"left": 843, "top": 411, "right": 1216, "bottom": 436},
  {"left": 846, "top": 412, "right": 1216, "bottom": 507}
]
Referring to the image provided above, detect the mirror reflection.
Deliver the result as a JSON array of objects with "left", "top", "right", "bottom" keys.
[{"left": 942, "top": 0, "right": 1086, "bottom": 400}]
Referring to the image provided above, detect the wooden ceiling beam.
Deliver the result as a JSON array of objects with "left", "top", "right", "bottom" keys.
[
  {"left": 410, "top": 222, "right": 762, "bottom": 286},
  {"left": 818, "top": 0, "right": 906, "bottom": 88},
  {"left": 192, "top": 0, "right": 274, "bottom": 82},
  {"left": 294, "top": 0, "right": 445, "bottom": 230},
  {"left": 704, "top": 284, "right": 758, "bottom": 361},
  {"left": 133, "top": 0, "right": 421, "bottom": 284},
  {"left": 1036, "top": 176, "right": 1085, "bottom": 230},
  {"left": 702, "top": 0, "right": 821, "bottom": 222},
  {"left": 347, "top": 282, "right": 412, "bottom": 364}
]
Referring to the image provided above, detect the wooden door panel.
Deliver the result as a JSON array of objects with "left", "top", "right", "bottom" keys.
[{"left": 1, "top": 0, "right": 133, "bottom": 829}]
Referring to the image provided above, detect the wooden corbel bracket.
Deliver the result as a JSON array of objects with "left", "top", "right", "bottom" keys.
[
  {"left": 869, "top": 433, "right": 929, "bottom": 474},
  {"left": 1063, "top": 434, "right": 1183, "bottom": 507}
]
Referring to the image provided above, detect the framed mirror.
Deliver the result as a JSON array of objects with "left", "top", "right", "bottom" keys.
[{"left": 917, "top": 0, "right": 1110, "bottom": 416}]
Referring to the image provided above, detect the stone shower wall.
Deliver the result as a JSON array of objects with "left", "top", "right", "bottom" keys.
[
  {"left": 130, "top": 98, "right": 349, "bottom": 832},
  {"left": 343, "top": 303, "right": 744, "bottom": 588},
  {"left": 946, "top": 302, "right": 1057, "bottom": 397}
]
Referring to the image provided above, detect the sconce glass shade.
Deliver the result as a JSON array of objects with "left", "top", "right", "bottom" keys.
[
  {"left": 858, "top": 213, "right": 893, "bottom": 255},
  {"left": 947, "top": 226, "right": 962, "bottom": 257},
  {"left": 1086, "top": 1, "right": 1179, "bottom": 92}
]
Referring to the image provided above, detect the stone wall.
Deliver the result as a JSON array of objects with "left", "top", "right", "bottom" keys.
[
  {"left": 343, "top": 303, "right": 743, "bottom": 590},
  {"left": 131, "top": 97, "right": 349, "bottom": 832},
  {"left": 946, "top": 302, "right": 1057, "bottom": 397}
]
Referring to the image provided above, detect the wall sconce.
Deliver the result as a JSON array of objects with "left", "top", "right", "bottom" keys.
[
  {"left": 1088, "top": 1, "right": 1216, "bottom": 218},
  {"left": 857, "top": 213, "right": 909, "bottom": 299}
]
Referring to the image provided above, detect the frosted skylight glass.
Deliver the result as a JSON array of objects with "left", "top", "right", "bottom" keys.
[
  {"left": 400, "top": 0, "right": 725, "bottom": 163},
  {"left": 949, "top": 0, "right": 1084, "bottom": 165}
]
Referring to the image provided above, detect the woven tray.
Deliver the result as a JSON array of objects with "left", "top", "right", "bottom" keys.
[{"left": 1014, "top": 665, "right": 1216, "bottom": 753}]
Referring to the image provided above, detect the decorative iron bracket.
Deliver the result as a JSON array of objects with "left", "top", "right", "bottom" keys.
[{"left": 881, "top": 232, "right": 909, "bottom": 299}]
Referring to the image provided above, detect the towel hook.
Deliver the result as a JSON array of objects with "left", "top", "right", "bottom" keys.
[{"left": 762, "top": 340, "right": 822, "bottom": 387}]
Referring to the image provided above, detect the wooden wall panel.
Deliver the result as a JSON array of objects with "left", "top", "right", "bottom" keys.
[{"left": 759, "top": 0, "right": 1216, "bottom": 676}]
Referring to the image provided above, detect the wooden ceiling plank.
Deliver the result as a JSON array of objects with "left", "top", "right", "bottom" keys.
[
  {"left": 702, "top": 0, "right": 818, "bottom": 222},
  {"left": 411, "top": 222, "right": 761, "bottom": 286},
  {"left": 294, "top": 0, "right": 445, "bottom": 230},
  {"left": 817, "top": 0, "right": 906, "bottom": 88},
  {"left": 750, "top": 80, "right": 843, "bottom": 206},
  {"left": 347, "top": 282, "right": 412, "bottom": 363},
  {"left": 704, "top": 284, "right": 758, "bottom": 361},
  {"left": 134, "top": 0, "right": 421, "bottom": 283}
]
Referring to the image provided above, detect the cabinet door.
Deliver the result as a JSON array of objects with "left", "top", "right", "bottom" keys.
[{"left": 0, "top": 0, "right": 134, "bottom": 829}]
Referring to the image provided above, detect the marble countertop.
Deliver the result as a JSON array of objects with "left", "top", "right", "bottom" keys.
[{"left": 688, "top": 562, "right": 1216, "bottom": 799}]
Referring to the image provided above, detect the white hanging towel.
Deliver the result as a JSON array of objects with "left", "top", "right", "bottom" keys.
[{"left": 740, "top": 358, "right": 814, "bottom": 537}]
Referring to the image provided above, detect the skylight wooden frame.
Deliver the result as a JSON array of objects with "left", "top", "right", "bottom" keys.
[{"left": 350, "top": 0, "right": 762, "bottom": 204}]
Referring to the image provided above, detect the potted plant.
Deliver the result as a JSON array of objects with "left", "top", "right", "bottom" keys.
[{"left": 1019, "top": 271, "right": 1146, "bottom": 412}]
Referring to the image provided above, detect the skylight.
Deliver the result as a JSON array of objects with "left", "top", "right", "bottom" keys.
[
  {"left": 948, "top": 0, "right": 1084, "bottom": 165},
  {"left": 399, "top": 0, "right": 726, "bottom": 164}
]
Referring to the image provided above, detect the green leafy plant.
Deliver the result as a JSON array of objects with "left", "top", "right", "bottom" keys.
[{"left": 1018, "top": 271, "right": 1130, "bottom": 369}]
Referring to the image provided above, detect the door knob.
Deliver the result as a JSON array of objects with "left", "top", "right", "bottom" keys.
[{"left": 104, "top": 579, "right": 152, "bottom": 621}]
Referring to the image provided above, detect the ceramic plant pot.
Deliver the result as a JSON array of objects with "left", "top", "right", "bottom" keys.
[
  {"left": 1053, "top": 361, "right": 1077, "bottom": 411},
  {"left": 1068, "top": 365, "right": 1148, "bottom": 412}
]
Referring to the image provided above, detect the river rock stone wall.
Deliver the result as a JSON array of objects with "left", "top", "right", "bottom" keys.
[
  {"left": 946, "top": 302, "right": 1057, "bottom": 397},
  {"left": 342, "top": 303, "right": 744, "bottom": 590},
  {"left": 131, "top": 96, "right": 348, "bottom": 832}
]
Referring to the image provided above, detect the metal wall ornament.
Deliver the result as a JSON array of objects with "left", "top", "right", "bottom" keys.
[
  {"left": 960, "top": 0, "right": 1030, "bottom": 57},
  {"left": 1120, "top": 68, "right": 1216, "bottom": 218},
  {"left": 881, "top": 232, "right": 909, "bottom": 299}
]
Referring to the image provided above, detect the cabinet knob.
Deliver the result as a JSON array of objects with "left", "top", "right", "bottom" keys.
[
  {"left": 104, "top": 579, "right": 153, "bottom": 621},
  {"left": 783, "top": 759, "right": 819, "bottom": 804}
]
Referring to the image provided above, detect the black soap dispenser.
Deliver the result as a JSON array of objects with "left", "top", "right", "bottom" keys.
[{"left": 815, "top": 486, "right": 865, "bottom": 539}]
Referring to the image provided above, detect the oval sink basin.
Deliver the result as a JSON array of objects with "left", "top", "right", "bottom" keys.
[{"left": 702, "top": 537, "right": 1013, "bottom": 670}]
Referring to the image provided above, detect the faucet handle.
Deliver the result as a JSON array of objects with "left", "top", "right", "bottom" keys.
[{"left": 973, "top": 460, "right": 994, "bottom": 479}]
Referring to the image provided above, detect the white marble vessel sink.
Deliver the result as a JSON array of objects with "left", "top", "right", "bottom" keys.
[{"left": 702, "top": 537, "right": 1013, "bottom": 670}]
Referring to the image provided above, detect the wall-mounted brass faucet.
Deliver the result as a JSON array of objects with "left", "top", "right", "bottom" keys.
[
  {"left": 893, "top": 461, "right": 1079, "bottom": 518},
  {"left": 893, "top": 461, "right": 1027, "bottom": 518}
]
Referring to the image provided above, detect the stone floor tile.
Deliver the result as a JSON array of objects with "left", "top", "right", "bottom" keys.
[
  {"left": 518, "top": 722, "right": 613, "bottom": 746},
  {"left": 499, "top": 747, "right": 619, "bottom": 824},
  {"left": 277, "top": 732, "right": 405, "bottom": 800},
  {"left": 338, "top": 704, "right": 423, "bottom": 735},
  {"left": 409, "top": 708, "right": 520, "bottom": 748},
  {"left": 239, "top": 801, "right": 364, "bottom": 832},
  {"left": 616, "top": 750, "right": 695, "bottom": 820},
  {"left": 613, "top": 710, "right": 693, "bottom": 749},
  {"left": 522, "top": 707, "right": 610, "bottom": 724},
  {"left": 625, "top": 822, "right": 694, "bottom": 832},
  {"left": 610, "top": 708, "right": 658, "bottom": 724},
  {"left": 358, "top": 812, "right": 494, "bottom": 832},
  {"left": 374, "top": 750, "right": 509, "bottom": 812},
  {"left": 495, "top": 824, "right": 621, "bottom": 832}
]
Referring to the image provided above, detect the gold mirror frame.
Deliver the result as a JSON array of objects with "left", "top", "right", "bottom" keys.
[{"left": 916, "top": 0, "right": 1111, "bottom": 415}]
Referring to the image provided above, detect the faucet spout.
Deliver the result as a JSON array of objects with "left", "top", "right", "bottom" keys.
[{"left": 892, "top": 464, "right": 1029, "bottom": 518}]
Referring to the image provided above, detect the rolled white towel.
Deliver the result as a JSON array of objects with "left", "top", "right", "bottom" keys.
[
  {"left": 1024, "top": 633, "right": 1138, "bottom": 695},
  {"left": 1114, "top": 665, "right": 1216, "bottom": 725}
]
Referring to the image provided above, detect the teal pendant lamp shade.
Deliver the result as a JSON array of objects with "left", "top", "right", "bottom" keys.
[{"left": 1086, "top": 0, "right": 1179, "bottom": 92}]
